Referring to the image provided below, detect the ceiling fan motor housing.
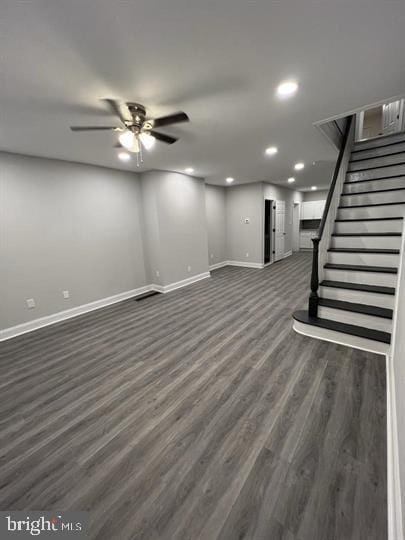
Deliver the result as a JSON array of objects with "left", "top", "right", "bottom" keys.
[{"left": 127, "top": 103, "right": 147, "bottom": 128}]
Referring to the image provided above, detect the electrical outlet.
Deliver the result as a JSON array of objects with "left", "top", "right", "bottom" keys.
[
  {"left": 62, "top": 290, "right": 70, "bottom": 299},
  {"left": 26, "top": 298, "right": 35, "bottom": 309},
  {"left": 246, "top": 252, "right": 249, "bottom": 258},
  {"left": 210, "top": 253, "right": 214, "bottom": 259},
  {"left": 156, "top": 270, "right": 160, "bottom": 278},
  {"left": 187, "top": 265, "right": 191, "bottom": 272}
]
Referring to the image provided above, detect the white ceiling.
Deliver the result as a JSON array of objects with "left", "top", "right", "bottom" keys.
[{"left": 1, "top": 0, "right": 405, "bottom": 189}]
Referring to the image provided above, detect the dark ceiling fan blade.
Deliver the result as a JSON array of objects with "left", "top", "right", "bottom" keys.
[
  {"left": 152, "top": 112, "right": 189, "bottom": 128},
  {"left": 70, "top": 126, "right": 119, "bottom": 131},
  {"left": 150, "top": 130, "right": 178, "bottom": 144},
  {"left": 103, "top": 98, "right": 131, "bottom": 125}
]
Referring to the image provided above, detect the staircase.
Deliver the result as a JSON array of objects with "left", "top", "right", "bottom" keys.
[{"left": 294, "top": 125, "right": 405, "bottom": 354}]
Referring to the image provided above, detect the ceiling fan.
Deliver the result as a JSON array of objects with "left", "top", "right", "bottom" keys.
[{"left": 70, "top": 99, "right": 189, "bottom": 165}]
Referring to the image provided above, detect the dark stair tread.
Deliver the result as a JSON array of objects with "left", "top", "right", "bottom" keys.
[
  {"left": 320, "top": 280, "right": 395, "bottom": 295},
  {"left": 338, "top": 201, "right": 405, "bottom": 208},
  {"left": 346, "top": 161, "right": 405, "bottom": 173},
  {"left": 344, "top": 175, "right": 405, "bottom": 185},
  {"left": 324, "top": 263, "right": 398, "bottom": 274},
  {"left": 293, "top": 310, "right": 391, "bottom": 344},
  {"left": 328, "top": 247, "right": 399, "bottom": 254},
  {"left": 335, "top": 217, "right": 403, "bottom": 222},
  {"left": 318, "top": 298, "right": 393, "bottom": 319},
  {"left": 341, "top": 187, "right": 405, "bottom": 196},
  {"left": 353, "top": 132, "right": 405, "bottom": 152},
  {"left": 344, "top": 171, "right": 404, "bottom": 184},
  {"left": 350, "top": 149, "right": 405, "bottom": 162},
  {"left": 331, "top": 232, "right": 401, "bottom": 237}
]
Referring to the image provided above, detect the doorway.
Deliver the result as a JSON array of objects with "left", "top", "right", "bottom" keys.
[
  {"left": 356, "top": 99, "right": 404, "bottom": 141},
  {"left": 264, "top": 199, "right": 286, "bottom": 264},
  {"left": 264, "top": 199, "right": 272, "bottom": 264}
]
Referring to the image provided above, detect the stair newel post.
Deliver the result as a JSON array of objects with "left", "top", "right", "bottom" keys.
[{"left": 308, "top": 237, "right": 320, "bottom": 317}]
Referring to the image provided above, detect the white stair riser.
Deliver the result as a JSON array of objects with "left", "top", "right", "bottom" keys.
[
  {"left": 347, "top": 164, "right": 405, "bottom": 182},
  {"left": 354, "top": 132, "right": 405, "bottom": 152},
  {"left": 348, "top": 153, "right": 405, "bottom": 171},
  {"left": 343, "top": 177, "right": 405, "bottom": 193},
  {"left": 351, "top": 142, "right": 405, "bottom": 160},
  {"left": 293, "top": 319, "right": 389, "bottom": 354},
  {"left": 340, "top": 190, "right": 405, "bottom": 206},
  {"left": 330, "top": 236, "right": 401, "bottom": 249},
  {"left": 334, "top": 219, "right": 403, "bottom": 234},
  {"left": 328, "top": 251, "right": 399, "bottom": 266},
  {"left": 319, "top": 286, "right": 394, "bottom": 309},
  {"left": 323, "top": 268, "right": 398, "bottom": 288},
  {"left": 318, "top": 305, "right": 392, "bottom": 333},
  {"left": 337, "top": 204, "right": 405, "bottom": 220}
]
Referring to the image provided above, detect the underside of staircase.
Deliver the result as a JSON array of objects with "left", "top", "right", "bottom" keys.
[{"left": 294, "top": 129, "right": 405, "bottom": 354}]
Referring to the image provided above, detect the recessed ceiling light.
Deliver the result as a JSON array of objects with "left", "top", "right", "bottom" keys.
[
  {"left": 226, "top": 177, "right": 234, "bottom": 184},
  {"left": 311, "top": 186, "right": 317, "bottom": 191},
  {"left": 265, "top": 146, "right": 278, "bottom": 156},
  {"left": 118, "top": 152, "right": 131, "bottom": 162},
  {"left": 287, "top": 177, "right": 295, "bottom": 183},
  {"left": 276, "top": 80, "right": 298, "bottom": 98},
  {"left": 185, "top": 167, "right": 194, "bottom": 174},
  {"left": 294, "top": 162, "right": 305, "bottom": 170}
]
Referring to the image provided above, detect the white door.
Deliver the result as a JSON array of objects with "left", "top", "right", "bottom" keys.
[
  {"left": 292, "top": 203, "right": 300, "bottom": 252},
  {"left": 275, "top": 200, "right": 285, "bottom": 261},
  {"left": 383, "top": 101, "right": 401, "bottom": 134}
]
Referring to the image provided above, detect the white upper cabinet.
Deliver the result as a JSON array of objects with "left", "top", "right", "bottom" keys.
[{"left": 301, "top": 200, "right": 325, "bottom": 220}]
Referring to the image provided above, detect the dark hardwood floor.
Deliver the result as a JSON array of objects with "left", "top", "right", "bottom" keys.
[{"left": 0, "top": 252, "right": 387, "bottom": 539}]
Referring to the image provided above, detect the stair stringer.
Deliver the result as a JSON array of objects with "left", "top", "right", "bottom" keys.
[{"left": 318, "top": 121, "right": 355, "bottom": 284}]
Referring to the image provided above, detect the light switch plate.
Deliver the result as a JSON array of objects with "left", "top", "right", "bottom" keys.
[
  {"left": 26, "top": 298, "right": 35, "bottom": 309},
  {"left": 63, "top": 290, "right": 70, "bottom": 299}
]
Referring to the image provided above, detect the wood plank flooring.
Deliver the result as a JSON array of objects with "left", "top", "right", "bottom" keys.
[{"left": 0, "top": 252, "right": 387, "bottom": 539}]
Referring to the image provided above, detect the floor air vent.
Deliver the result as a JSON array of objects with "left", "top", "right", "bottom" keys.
[{"left": 135, "top": 291, "right": 161, "bottom": 302}]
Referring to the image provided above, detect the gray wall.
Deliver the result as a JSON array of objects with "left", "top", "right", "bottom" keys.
[
  {"left": 226, "top": 183, "right": 264, "bottom": 264},
  {"left": 140, "top": 170, "right": 209, "bottom": 286},
  {"left": 262, "top": 183, "right": 303, "bottom": 255},
  {"left": 302, "top": 189, "right": 328, "bottom": 202},
  {"left": 0, "top": 152, "right": 147, "bottom": 329},
  {"left": 205, "top": 185, "right": 227, "bottom": 266}
]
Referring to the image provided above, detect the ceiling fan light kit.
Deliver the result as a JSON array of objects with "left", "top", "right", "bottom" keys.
[{"left": 70, "top": 100, "right": 189, "bottom": 166}]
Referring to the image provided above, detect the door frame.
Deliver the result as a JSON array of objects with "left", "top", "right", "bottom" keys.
[{"left": 263, "top": 199, "right": 275, "bottom": 266}]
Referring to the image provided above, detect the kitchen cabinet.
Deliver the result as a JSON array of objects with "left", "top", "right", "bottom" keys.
[
  {"left": 300, "top": 230, "right": 319, "bottom": 249},
  {"left": 301, "top": 200, "right": 326, "bottom": 220}
]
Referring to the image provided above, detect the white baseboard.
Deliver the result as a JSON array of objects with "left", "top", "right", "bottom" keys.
[
  {"left": 227, "top": 260, "right": 264, "bottom": 269},
  {"left": 209, "top": 261, "right": 228, "bottom": 271},
  {"left": 0, "top": 285, "right": 152, "bottom": 342},
  {"left": 386, "top": 354, "right": 405, "bottom": 540},
  {"left": 283, "top": 250, "right": 292, "bottom": 258},
  {"left": 210, "top": 260, "right": 265, "bottom": 270},
  {"left": 0, "top": 272, "right": 212, "bottom": 342},
  {"left": 151, "top": 271, "right": 210, "bottom": 294}
]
